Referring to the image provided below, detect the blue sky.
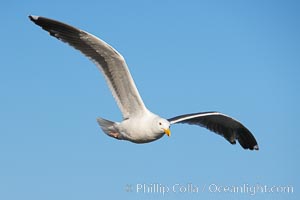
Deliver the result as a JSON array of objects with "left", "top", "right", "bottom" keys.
[{"left": 0, "top": 0, "right": 299, "bottom": 199}]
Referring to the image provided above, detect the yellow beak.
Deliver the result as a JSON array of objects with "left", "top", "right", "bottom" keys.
[{"left": 164, "top": 128, "right": 171, "bottom": 137}]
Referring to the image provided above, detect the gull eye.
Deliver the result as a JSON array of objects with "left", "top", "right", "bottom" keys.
[{"left": 159, "top": 122, "right": 162, "bottom": 126}]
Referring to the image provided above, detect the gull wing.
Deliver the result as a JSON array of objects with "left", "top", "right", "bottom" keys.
[
  {"left": 169, "top": 112, "right": 259, "bottom": 150},
  {"left": 29, "top": 15, "right": 147, "bottom": 119}
]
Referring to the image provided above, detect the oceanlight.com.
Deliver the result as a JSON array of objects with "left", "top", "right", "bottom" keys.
[
  {"left": 125, "top": 183, "right": 294, "bottom": 196},
  {"left": 208, "top": 183, "right": 293, "bottom": 195}
]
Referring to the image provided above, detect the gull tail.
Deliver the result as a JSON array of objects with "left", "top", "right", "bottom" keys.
[{"left": 97, "top": 117, "right": 123, "bottom": 140}]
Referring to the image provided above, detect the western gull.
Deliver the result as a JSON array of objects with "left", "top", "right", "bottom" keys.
[{"left": 29, "top": 15, "right": 259, "bottom": 150}]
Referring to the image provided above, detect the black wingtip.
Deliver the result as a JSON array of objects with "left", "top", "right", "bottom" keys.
[
  {"left": 28, "top": 15, "right": 39, "bottom": 22},
  {"left": 253, "top": 145, "right": 259, "bottom": 151}
]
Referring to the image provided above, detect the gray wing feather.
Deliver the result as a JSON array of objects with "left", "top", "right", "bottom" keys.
[
  {"left": 169, "top": 112, "right": 259, "bottom": 150},
  {"left": 29, "top": 15, "right": 146, "bottom": 119}
]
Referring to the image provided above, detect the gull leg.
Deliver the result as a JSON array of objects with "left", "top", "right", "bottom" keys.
[
  {"left": 108, "top": 131, "right": 121, "bottom": 139},
  {"left": 97, "top": 117, "right": 123, "bottom": 140}
]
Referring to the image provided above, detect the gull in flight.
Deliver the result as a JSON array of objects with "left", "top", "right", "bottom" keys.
[{"left": 29, "top": 15, "right": 259, "bottom": 150}]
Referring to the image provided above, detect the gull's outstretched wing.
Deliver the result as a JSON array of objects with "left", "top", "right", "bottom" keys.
[
  {"left": 168, "top": 112, "right": 259, "bottom": 150},
  {"left": 29, "top": 15, "right": 147, "bottom": 119}
]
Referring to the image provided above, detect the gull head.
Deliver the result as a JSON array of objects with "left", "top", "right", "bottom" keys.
[{"left": 154, "top": 117, "right": 171, "bottom": 137}]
